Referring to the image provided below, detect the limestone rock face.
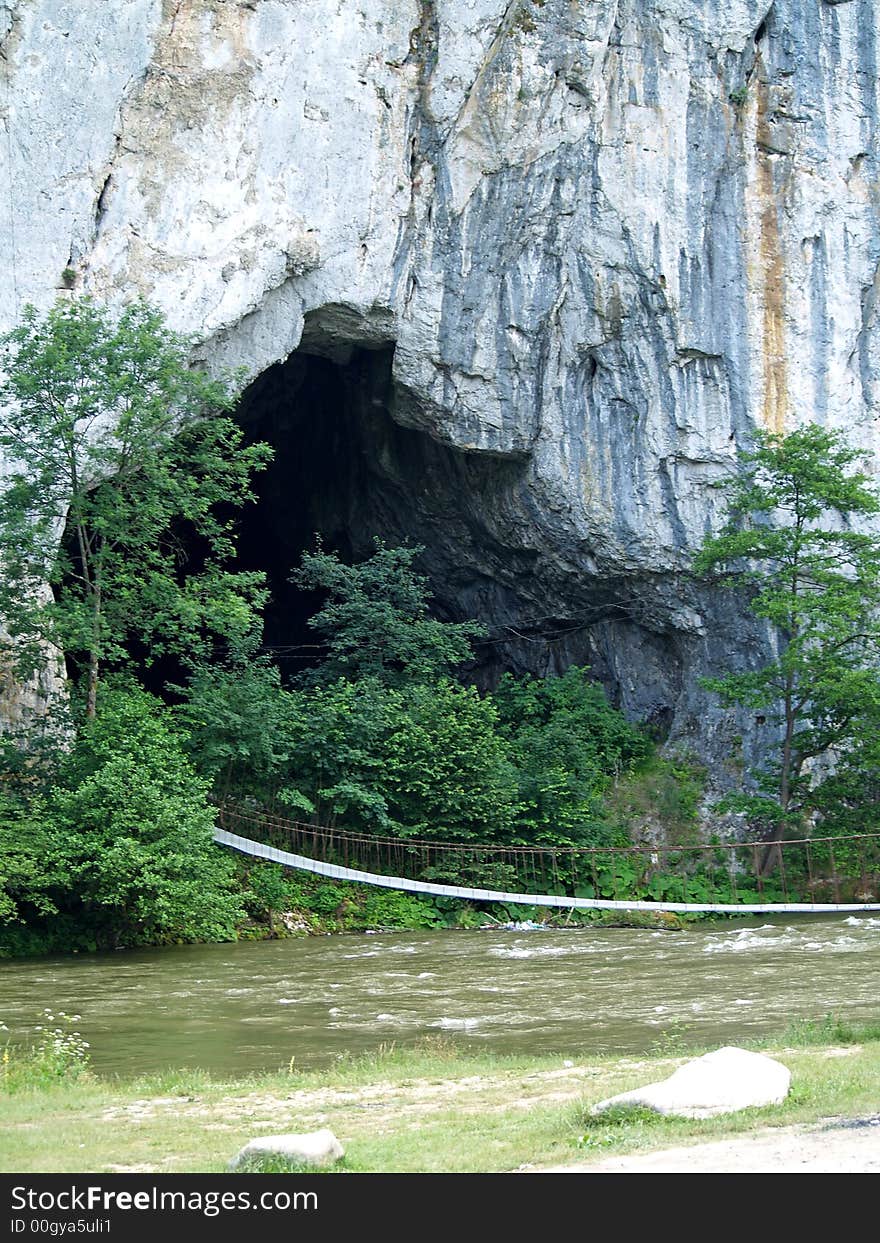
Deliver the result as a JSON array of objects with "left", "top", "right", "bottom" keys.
[
  {"left": 2, "top": 1, "right": 879, "bottom": 761},
  {"left": 229, "top": 1128, "right": 344, "bottom": 1170},
  {"left": 590, "top": 1046, "right": 792, "bottom": 1118}
]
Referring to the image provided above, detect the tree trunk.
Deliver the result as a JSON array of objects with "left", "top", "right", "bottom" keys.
[
  {"left": 86, "top": 649, "right": 99, "bottom": 719},
  {"left": 86, "top": 582, "right": 102, "bottom": 719},
  {"left": 758, "top": 823, "right": 785, "bottom": 879},
  {"left": 759, "top": 672, "right": 797, "bottom": 878}
]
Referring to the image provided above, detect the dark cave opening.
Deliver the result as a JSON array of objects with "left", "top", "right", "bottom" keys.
[
  {"left": 56, "top": 332, "right": 561, "bottom": 700},
  {"left": 231, "top": 332, "right": 674, "bottom": 714},
  {"left": 234, "top": 346, "right": 373, "bottom": 673},
  {"left": 232, "top": 338, "right": 529, "bottom": 684}
]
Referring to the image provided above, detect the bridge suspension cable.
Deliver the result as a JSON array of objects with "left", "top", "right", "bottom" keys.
[{"left": 214, "top": 804, "right": 880, "bottom": 916}]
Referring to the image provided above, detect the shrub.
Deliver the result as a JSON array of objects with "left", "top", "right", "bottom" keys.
[
  {"left": 493, "top": 668, "right": 650, "bottom": 845},
  {"left": 1, "top": 1010, "right": 91, "bottom": 1092},
  {"left": 35, "top": 687, "right": 242, "bottom": 947}
]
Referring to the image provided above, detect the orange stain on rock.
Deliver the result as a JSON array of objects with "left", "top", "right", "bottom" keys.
[{"left": 750, "top": 74, "right": 789, "bottom": 435}]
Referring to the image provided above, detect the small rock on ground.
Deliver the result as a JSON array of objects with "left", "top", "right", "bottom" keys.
[{"left": 230, "top": 1128, "right": 344, "bottom": 1170}]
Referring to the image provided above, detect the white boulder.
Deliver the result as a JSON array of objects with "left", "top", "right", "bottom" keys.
[
  {"left": 591, "top": 1047, "right": 791, "bottom": 1120},
  {"left": 230, "top": 1128, "right": 344, "bottom": 1170}
]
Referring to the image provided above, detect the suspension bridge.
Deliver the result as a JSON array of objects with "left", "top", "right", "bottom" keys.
[{"left": 214, "top": 804, "right": 880, "bottom": 915}]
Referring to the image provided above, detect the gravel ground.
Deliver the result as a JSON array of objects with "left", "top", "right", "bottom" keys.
[{"left": 544, "top": 1115, "right": 880, "bottom": 1173}]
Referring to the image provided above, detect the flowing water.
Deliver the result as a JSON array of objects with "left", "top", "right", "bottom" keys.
[{"left": 2, "top": 915, "right": 879, "bottom": 1078}]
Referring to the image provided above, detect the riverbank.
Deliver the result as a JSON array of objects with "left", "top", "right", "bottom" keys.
[
  {"left": 0, "top": 879, "right": 693, "bottom": 959},
  {"left": 2, "top": 1022, "right": 879, "bottom": 1173}
]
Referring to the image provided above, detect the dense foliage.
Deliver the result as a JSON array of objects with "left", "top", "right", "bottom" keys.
[
  {"left": 1, "top": 524, "right": 657, "bottom": 951},
  {"left": 494, "top": 669, "right": 650, "bottom": 844},
  {"left": 3, "top": 688, "right": 242, "bottom": 950},
  {"left": 179, "top": 544, "right": 651, "bottom": 853},
  {"left": 0, "top": 299, "right": 707, "bottom": 955},
  {"left": 0, "top": 298, "right": 271, "bottom": 716},
  {"left": 293, "top": 540, "right": 484, "bottom": 686},
  {"left": 0, "top": 299, "right": 265, "bottom": 952}
]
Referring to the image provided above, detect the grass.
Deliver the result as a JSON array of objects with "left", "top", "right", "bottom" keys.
[
  {"left": 606, "top": 752, "right": 707, "bottom": 846},
  {"left": 1, "top": 1020, "right": 879, "bottom": 1173}
]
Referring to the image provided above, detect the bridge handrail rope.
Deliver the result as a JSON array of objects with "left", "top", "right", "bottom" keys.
[
  {"left": 213, "top": 801, "right": 880, "bottom": 915},
  {"left": 216, "top": 802, "right": 880, "bottom": 858}
]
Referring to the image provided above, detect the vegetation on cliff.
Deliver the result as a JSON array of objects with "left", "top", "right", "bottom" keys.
[
  {"left": 0, "top": 299, "right": 877, "bottom": 954},
  {"left": 696, "top": 424, "right": 880, "bottom": 865},
  {"left": 0, "top": 303, "right": 667, "bottom": 953},
  {"left": 0, "top": 298, "right": 271, "bottom": 718}
]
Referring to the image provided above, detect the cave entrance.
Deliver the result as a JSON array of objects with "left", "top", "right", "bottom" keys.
[
  {"left": 234, "top": 343, "right": 388, "bottom": 670},
  {"left": 231, "top": 329, "right": 658, "bottom": 700},
  {"left": 233, "top": 330, "right": 522, "bottom": 682},
  {"left": 53, "top": 318, "right": 680, "bottom": 727}
]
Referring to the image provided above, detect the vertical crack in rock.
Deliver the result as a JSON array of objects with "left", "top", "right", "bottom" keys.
[
  {"left": 86, "top": 56, "right": 152, "bottom": 254},
  {"left": 391, "top": 2, "right": 440, "bottom": 317},
  {"left": 754, "top": 8, "right": 771, "bottom": 45},
  {"left": 445, "top": 0, "right": 526, "bottom": 141},
  {"left": 92, "top": 171, "right": 113, "bottom": 242},
  {"left": 167, "top": 0, "right": 185, "bottom": 39}
]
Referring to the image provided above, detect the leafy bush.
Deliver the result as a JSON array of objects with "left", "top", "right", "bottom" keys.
[
  {"left": 380, "top": 680, "right": 516, "bottom": 841},
  {"left": 278, "top": 676, "right": 517, "bottom": 843},
  {"left": 493, "top": 668, "right": 650, "bottom": 845},
  {"left": 605, "top": 753, "right": 707, "bottom": 846},
  {"left": 242, "top": 863, "right": 292, "bottom": 935},
  {"left": 1, "top": 1010, "right": 91, "bottom": 1092},
  {"left": 277, "top": 873, "right": 441, "bottom": 931},
  {"left": 15, "top": 688, "right": 243, "bottom": 949},
  {"left": 175, "top": 660, "right": 295, "bottom": 798},
  {"left": 294, "top": 540, "right": 483, "bottom": 687},
  {"left": 358, "top": 889, "right": 442, "bottom": 930}
]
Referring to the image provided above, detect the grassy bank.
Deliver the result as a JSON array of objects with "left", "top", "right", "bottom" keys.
[
  {"left": 1, "top": 1019, "right": 879, "bottom": 1173},
  {"left": 0, "top": 872, "right": 696, "bottom": 958},
  {"left": 240, "top": 872, "right": 695, "bottom": 938}
]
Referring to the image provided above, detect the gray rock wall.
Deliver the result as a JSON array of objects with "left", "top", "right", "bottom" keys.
[{"left": 1, "top": 0, "right": 878, "bottom": 765}]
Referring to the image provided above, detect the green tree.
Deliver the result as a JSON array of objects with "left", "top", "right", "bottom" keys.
[
  {"left": 0, "top": 298, "right": 271, "bottom": 718},
  {"left": 807, "top": 690, "right": 880, "bottom": 839},
  {"left": 175, "top": 660, "right": 295, "bottom": 800},
  {"left": 244, "top": 863, "right": 292, "bottom": 937},
  {"left": 280, "top": 677, "right": 402, "bottom": 830},
  {"left": 277, "top": 676, "right": 516, "bottom": 842},
  {"left": 492, "top": 667, "right": 650, "bottom": 844},
  {"left": 293, "top": 540, "right": 484, "bottom": 686},
  {"left": 694, "top": 424, "right": 880, "bottom": 861},
  {"left": 0, "top": 785, "right": 61, "bottom": 928},
  {"left": 34, "top": 687, "right": 242, "bottom": 947},
  {"left": 380, "top": 679, "right": 516, "bottom": 841}
]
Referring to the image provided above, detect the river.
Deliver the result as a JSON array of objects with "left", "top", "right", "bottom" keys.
[{"left": 2, "top": 914, "right": 879, "bottom": 1077}]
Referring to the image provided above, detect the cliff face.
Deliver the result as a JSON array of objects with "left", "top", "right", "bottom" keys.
[{"left": 1, "top": 0, "right": 878, "bottom": 764}]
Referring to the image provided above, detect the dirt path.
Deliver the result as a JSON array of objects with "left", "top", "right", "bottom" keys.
[{"left": 542, "top": 1116, "right": 880, "bottom": 1173}]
